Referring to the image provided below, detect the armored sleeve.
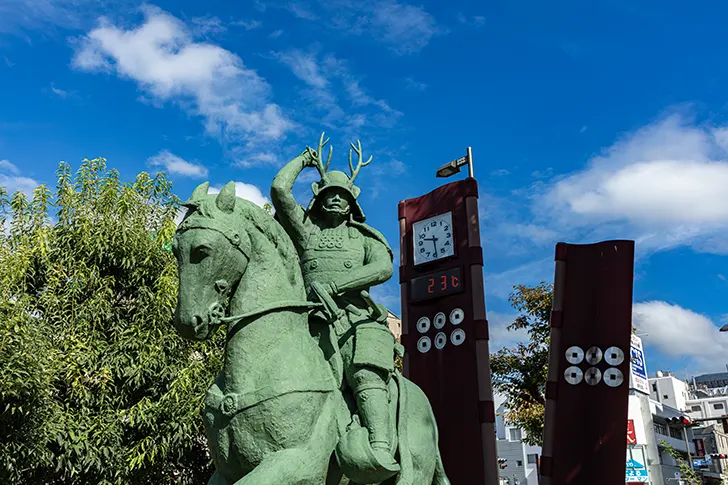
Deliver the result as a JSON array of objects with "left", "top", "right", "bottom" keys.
[
  {"left": 271, "top": 155, "right": 310, "bottom": 252},
  {"left": 334, "top": 236, "right": 394, "bottom": 293}
]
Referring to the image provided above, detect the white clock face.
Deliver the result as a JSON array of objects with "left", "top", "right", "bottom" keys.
[{"left": 412, "top": 212, "right": 455, "bottom": 266}]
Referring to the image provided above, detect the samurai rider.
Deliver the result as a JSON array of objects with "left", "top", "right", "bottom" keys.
[{"left": 271, "top": 133, "right": 400, "bottom": 475}]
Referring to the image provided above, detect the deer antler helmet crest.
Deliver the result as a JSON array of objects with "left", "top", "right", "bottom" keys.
[{"left": 305, "top": 132, "right": 371, "bottom": 222}]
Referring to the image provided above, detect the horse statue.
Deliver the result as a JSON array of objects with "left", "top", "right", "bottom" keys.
[{"left": 172, "top": 181, "right": 449, "bottom": 485}]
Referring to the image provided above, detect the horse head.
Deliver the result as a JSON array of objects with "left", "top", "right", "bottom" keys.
[{"left": 173, "top": 181, "right": 305, "bottom": 341}]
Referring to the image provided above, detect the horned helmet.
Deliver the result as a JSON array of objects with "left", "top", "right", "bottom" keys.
[{"left": 305, "top": 133, "right": 371, "bottom": 222}]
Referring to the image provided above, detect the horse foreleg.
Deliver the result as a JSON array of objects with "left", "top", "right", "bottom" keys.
[
  {"left": 230, "top": 447, "right": 329, "bottom": 485},
  {"left": 232, "top": 391, "right": 341, "bottom": 485}
]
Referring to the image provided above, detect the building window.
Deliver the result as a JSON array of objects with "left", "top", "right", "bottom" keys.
[
  {"left": 654, "top": 423, "right": 668, "bottom": 435},
  {"left": 652, "top": 383, "right": 658, "bottom": 392},
  {"left": 692, "top": 405, "right": 701, "bottom": 411},
  {"left": 527, "top": 454, "right": 538, "bottom": 464},
  {"left": 516, "top": 460, "right": 523, "bottom": 467},
  {"left": 714, "top": 403, "right": 725, "bottom": 410},
  {"left": 669, "top": 427, "right": 682, "bottom": 440},
  {"left": 663, "top": 395, "right": 669, "bottom": 400},
  {"left": 509, "top": 428, "right": 522, "bottom": 441}
]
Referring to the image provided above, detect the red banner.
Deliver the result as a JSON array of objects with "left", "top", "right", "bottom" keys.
[{"left": 627, "top": 419, "right": 637, "bottom": 445}]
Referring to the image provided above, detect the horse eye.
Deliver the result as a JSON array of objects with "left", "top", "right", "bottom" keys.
[{"left": 191, "top": 244, "right": 212, "bottom": 263}]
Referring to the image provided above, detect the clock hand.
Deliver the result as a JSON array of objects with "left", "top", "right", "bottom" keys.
[{"left": 432, "top": 236, "right": 438, "bottom": 255}]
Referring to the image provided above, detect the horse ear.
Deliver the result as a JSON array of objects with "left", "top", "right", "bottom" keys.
[
  {"left": 184, "top": 182, "right": 209, "bottom": 207},
  {"left": 216, "top": 181, "right": 236, "bottom": 213}
]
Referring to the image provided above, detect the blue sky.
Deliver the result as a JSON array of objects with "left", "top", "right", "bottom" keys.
[{"left": 2, "top": 0, "right": 728, "bottom": 378}]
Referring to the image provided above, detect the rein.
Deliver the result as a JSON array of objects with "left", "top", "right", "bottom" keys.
[{"left": 221, "top": 300, "right": 323, "bottom": 342}]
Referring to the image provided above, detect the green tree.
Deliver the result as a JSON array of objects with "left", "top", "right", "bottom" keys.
[
  {"left": 661, "top": 440, "right": 702, "bottom": 484},
  {"left": 0, "top": 158, "right": 223, "bottom": 484},
  {"left": 490, "top": 282, "right": 552, "bottom": 446}
]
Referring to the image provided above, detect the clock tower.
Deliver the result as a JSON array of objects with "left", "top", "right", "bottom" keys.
[{"left": 398, "top": 176, "right": 499, "bottom": 485}]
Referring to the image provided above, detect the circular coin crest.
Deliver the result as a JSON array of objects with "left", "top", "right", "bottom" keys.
[
  {"left": 585, "top": 367, "right": 602, "bottom": 386},
  {"left": 416, "top": 316, "right": 431, "bottom": 334},
  {"left": 586, "top": 346, "right": 603, "bottom": 365},
  {"left": 450, "top": 329, "right": 466, "bottom": 346},
  {"left": 434, "top": 312, "right": 447, "bottom": 329},
  {"left": 564, "top": 366, "right": 584, "bottom": 385},
  {"left": 449, "top": 308, "right": 465, "bottom": 325},
  {"left": 565, "top": 346, "right": 584, "bottom": 365},
  {"left": 605, "top": 346, "right": 625, "bottom": 366},
  {"left": 417, "top": 336, "right": 432, "bottom": 353}
]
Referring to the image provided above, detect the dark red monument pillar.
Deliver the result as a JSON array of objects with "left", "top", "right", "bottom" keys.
[
  {"left": 398, "top": 178, "right": 499, "bottom": 485},
  {"left": 540, "top": 240, "right": 635, "bottom": 485}
]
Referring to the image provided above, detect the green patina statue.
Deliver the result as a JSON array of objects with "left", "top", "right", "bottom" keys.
[{"left": 172, "top": 134, "right": 449, "bottom": 485}]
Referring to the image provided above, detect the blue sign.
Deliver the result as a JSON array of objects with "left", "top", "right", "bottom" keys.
[
  {"left": 626, "top": 459, "right": 644, "bottom": 468},
  {"left": 626, "top": 458, "right": 649, "bottom": 482},
  {"left": 630, "top": 346, "right": 647, "bottom": 380},
  {"left": 625, "top": 468, "right": 649, "bottom": 482}
]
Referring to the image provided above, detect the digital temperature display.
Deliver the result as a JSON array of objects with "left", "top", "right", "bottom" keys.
[{"left": 410, "top": 267, "right": 463, "bottom": 303}]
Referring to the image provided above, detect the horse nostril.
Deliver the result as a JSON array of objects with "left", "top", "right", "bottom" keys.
[{"left": 193, "top": 314, "right": 204, "bottom": 328}]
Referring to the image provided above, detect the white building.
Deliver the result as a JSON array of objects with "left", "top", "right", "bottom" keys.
[
  {"left": 494, "top": 393, "right": 542, "bottom": 485},
  {"left": 386, "top": 310, "right": 401, "bottom": 342},
  {"left": 649, "top": 371, "right": 692, "bottom": 411}
]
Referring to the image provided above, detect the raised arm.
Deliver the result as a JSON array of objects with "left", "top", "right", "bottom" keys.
[
  {"left": 270, "top": 151, "right": 308, "bottom": 240},
  {"left": 271, "top": 134, "right": 333, "bottom": 248}
]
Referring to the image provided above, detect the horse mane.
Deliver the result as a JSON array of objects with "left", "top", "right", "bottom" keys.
[{"left": 182, "top": 195, "right": 302, "bottom": 288}]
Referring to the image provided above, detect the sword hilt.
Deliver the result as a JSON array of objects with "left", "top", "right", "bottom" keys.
[{"left": 360, "top": 290, "right": 386, "bottom": 323}]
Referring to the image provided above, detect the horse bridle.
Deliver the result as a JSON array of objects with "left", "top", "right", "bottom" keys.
[{"left": 176, "top": 217, "right": 321, "bottom": 338}]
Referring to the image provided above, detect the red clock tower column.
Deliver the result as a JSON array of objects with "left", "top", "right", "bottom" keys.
[{"left": 398, "top": 178, "right": 498, "bottom": 485}]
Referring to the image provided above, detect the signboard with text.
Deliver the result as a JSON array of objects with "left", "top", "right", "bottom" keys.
[
  {"left": 627, "top": 420, "right": 637, "bottom": 445},
  {"left": 629, "top": 334, "right": 649, "bottom": 394},
  {"left": 625, "top": 457, "right": 649, "bottom": 483}
]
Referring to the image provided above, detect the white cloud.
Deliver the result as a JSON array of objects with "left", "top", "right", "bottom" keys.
[
  {"left": 530, "top": 112, "right": 728, "bottom": 255},
  {"left": 236, "top": 152, "right": 279, "bottom": 168},
  {"left": 189, "top": 15, "right": 226, "bottom": 36},
  {"left": 496, "top": 223, "right": 559, "bottom": 246},
  {"left": 148, "top": 150, "right": 208, "bottom": 178},
  {"left": 404, "top": 77, "right": 427, "bottom": 92},
  {"left": 543, "top": 115, "right": 728, "bottom": 226},
  {"left": 484, "top": 258, "right": 555, "bottom": 301},
  {"left": 0, "top": 160, "right": 20, "bottom": 175},
  {"left": 71, "top": 5, "right": 292, "bottom": 149},
  {"left": 350, "top": 0, "right": 443, "bottom": 55},
  {"left": 0, "top": 0, "right": 91, "bottom": 34},
  {"left": 633, "top": 301, "right": 728, "bottom": 372},
  {"left": 274, "top": 49, "right": 328, "bottom": 89},
  {"left": 288, "top": 2, "right": 318, "bottom": 20},
  {"left": 48, "top": 82, "right": 77, "bottom": 99},
  {"left": 210, "top": 182, "right": 269, "bottom": 208},
  {"left": 266, "top": 0, "right": 442, "bottom": 54},
  {"left": 0, "top": 160, "right": 38, "bottom": 195},
  {"left": 487, "top": 311, "right": 529, "bottom": 352},
  {"left": 231, "top": 19, "right": 262, "bottom": 30},
  {"left": 273, "top": 49, "right": 401, "bottom": 136}
]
